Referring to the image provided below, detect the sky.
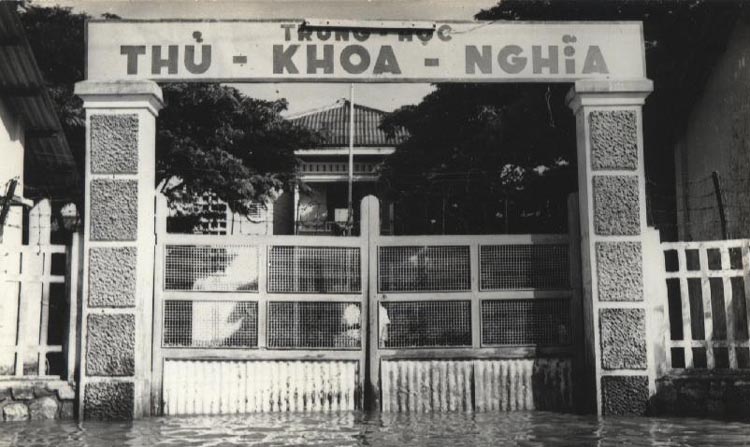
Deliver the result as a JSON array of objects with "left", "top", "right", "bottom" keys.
[{"left": 46, "top": 0, "right": 500, "bottom": 114}]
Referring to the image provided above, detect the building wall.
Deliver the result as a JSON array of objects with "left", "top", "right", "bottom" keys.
[
  {"left": 228, "top": 204, "right": 273, "bottom": 236},
  {"left": 675, "top": 12, "right": 750, "bottom": 240},
  {"left": 0, "top": 98, "right": 25, "bottom": 376},
  {"left": 0, "top": 97, "right": 25, "bottom": 245},
  {"left": 0, "top": 381, "right": 76, "bottom": 421},
  {"left": 172, "top": 194, "right": 273, "bottom": 236}
]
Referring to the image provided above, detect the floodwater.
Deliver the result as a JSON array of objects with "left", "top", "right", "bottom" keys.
[{"left": 1, "top": 411, "right": 750, "bottom": 447}]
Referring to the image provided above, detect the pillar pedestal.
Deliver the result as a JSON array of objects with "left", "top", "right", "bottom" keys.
[
  {"left": 75, "top": 80, "right": 163, "bottom": 420},
  {"left": 567, "top": 79, "right": 655, "bottom": 415}
]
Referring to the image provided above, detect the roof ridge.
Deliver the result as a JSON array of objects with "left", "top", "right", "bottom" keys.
[
  {"left": 286, "top": 100, "right": 345, "bottom": 120},
  {"left": 287, "top": 98, "right": 391, "bottom": 121},
  {"left": 339, "top": 98, "right": 391, "bottom": 115}
]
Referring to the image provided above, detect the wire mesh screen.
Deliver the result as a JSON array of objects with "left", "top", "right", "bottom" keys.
[
  {"left": 163, "top": 300, "right": 258, "bottom": 348},
  {"left": 267, "top": 246, "right": 361, "bottom": 294},
  {"left": 379, "top": 301, "right": 472, "bottom": 348},
  {"left": 480, "top": 244, "right": 569, "bottom": 290},
  {"left": 378, "top": 246, "right": 471, "bottom": 292},
  {"left": 164, "top": 245, "right": 259, "bottom": 292},
  {"left": 267, "top": 302, "right": 361, "bottom": 349},
  {"left": 481, "top": 299, "right": 570, "bottom": 346}
]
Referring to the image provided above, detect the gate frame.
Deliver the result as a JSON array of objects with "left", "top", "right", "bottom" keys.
[
  {"left": 150, "top": 195, "right": 372, "bottom": 414},
  {"left": 363, "top": 195, "right": 584, "bottom": 411},
  {"left": 76, "top": 19, "right": 655, "bottom": 418}
]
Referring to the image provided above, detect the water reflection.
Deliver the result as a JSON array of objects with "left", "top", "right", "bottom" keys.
[{"left": 1, "top": 411, "right": 750, "bottom": 447}]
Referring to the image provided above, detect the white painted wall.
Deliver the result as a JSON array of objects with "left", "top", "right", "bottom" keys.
[
  {"left": 228, "top": 203, "right": 274, "bottom": 236},
  {"left": 0, "top": 97, "right": 25, "bottom": 375},
  {"left": 0, "top": 97, "right": 25, "bottom": 245}
]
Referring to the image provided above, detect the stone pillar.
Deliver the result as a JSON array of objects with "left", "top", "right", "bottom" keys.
[
  {"left": 567, "top": 79, "right": 654, "bottom": 416},
  {"left": 74, "top": 80, "right": 164, "bottom": 420}
]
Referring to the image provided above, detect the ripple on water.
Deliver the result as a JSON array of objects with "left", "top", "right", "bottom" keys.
[{"left": 1, "top": 412, "right": 750, "bottom": 447}]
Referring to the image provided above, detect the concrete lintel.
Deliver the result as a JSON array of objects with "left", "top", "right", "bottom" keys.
[{"left": 75, "top": 80, "right": 164, "bottom": 115}]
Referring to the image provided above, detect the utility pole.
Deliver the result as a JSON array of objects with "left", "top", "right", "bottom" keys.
[
  {"left": 347, "top": 83, "right": 355, "bottom": 234},
  {"left": 712, "top": 171, "right": 729, "bottom": 239}
]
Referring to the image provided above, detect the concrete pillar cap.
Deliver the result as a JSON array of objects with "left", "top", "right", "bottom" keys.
[
  {"left": 75, "top": 80, "right": 164, "bottom": 115},
  {"left": 566, "top": 78, "right": 653, "bottom": 112}
]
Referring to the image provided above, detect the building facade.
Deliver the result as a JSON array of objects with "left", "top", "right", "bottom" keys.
[
  {"left": 674, "top": 9, "right": 750, "bottom": 241},
  {"left": 281, "top": 99, "right": 407, "bottom": 235},
  {"left": 0, "top": 2, "right": 80, "bottom": 420}
]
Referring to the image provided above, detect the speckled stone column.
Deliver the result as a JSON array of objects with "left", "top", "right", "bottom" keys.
[
  {"left": 74, "top": 81, "right": 164, "bottom": 420},
  {"left": 567, "top": 79, "right": 654, "bottom": 416}
]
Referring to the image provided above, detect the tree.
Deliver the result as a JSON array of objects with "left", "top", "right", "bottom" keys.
[
  {"left": 380, "top": 83, "right": 576, "bottom": 234},
  {"left": 19, "top": 4, "right": 315, "bottom": 218},
  {"left": 19, "top": 3, "right": 87, "bottom": 198},
  {"left": 475, "top": 0, "right": 742, "bottom": 240},
  {"left": 157, "top": 83, "right": 317, "bottom": 215},
  {"left": 380, "top": 0, "right": 741, "bottom": 236}
]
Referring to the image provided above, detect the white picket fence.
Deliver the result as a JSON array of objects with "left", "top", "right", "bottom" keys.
[
  {"left": 661, "top": 239, "right": 750, "bottom": 370},
  {"left": 0, "top": 200, "right": 80, "bottom": 380}
]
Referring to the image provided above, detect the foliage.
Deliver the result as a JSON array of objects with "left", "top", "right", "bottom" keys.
[
  {"left": 157, "top": 83, "right": 317, "bottom": 215},
  {"left": 476, "top": 0, "right": 742, "bottom": 238},
  {"left": 380, "top": 84, "right": 576, "bottom": 234},
  {"left": 381, "top": 0, "right": 741, "bottom": 235},
  {"left": 19, "top": 3, "right": 87, "bottom": 202},
  {"left": 18, "top": 4, "right": 315, "bottom": 215},
  {"left": 478, "top": 0, "right": 741, "bottom": 144}
]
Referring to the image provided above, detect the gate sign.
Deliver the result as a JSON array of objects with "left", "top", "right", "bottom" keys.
[{"left": 86, "top": 20, "right": 646, "bottom": 82}]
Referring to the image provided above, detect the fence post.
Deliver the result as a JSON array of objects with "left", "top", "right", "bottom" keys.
[
  {"left": 567, "top": 193, "right": 589, "bottom": 412},
  {"left": 643, "top": 227, "right": 669, "bottom": 391},
  {"left": 65, "top": 231, "right": 83, "bottom": 383},
  {"left": 29, "top": 199, "right": 51, "bottom": 245},
  {"left": 22, "top": 199, "right": 50, "bottom": 376},
  {"left": 151, "top": 193, "right": 168, "bottom": 415},
  {"left": 361, "top": 195, "right": 380, "bottom": 411}
]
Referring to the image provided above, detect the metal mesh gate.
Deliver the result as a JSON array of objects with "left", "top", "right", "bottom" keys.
[
  {"left": 153, "top": 229, "right": 368, "bottom": 415},
  {"left": 153, "top": 198, "right": 580, "bottom": 414},
  {"left": 371, "top": 233, "right": 579, "bottom": 412}
]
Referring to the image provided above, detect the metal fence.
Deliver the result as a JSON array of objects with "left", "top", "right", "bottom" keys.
[
  {"left": 154, "top": 193, "right": 369, "bottom": 414},
  {"left": 661, "top": 239, "right": 750, "bottom": 370},
  {"left": 367, "top": 192, "right": 581, "bottom": 412},
  {"left": 154, "top": 195, "right": 580, "bottom": 414},
  {"left": 371, "top": 234, "right": 577, "bottom": 359}
]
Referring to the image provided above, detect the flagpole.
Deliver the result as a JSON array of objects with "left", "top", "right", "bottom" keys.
[{"left": 347, "top": 83, "right": 355, "bottom": 233}]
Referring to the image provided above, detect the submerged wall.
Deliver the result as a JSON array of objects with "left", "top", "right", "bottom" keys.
[
  {"left": 651, "top": 374, "right": 750, "bottom": 419},
  {"left": 0, "top": 381, "right": 76, "bottom": 422}
]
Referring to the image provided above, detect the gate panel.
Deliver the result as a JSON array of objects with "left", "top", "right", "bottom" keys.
[
  {"left": 163, "top": 359, "right": 358, "bottom": 415},
  {"left": 369, "top": 227, "right": 581, "bottom": 412},
  {"left": 153, "top": 197, "right": 369, "bottom": 415},
  {"left": 153, "top": 196, "right": 581, "bottom": 414},
  {"left": 473, "top": 358, "right": 573, "bottom": 412},
  {"left": 381, "top": 360, "right": 473, "bottom": 412}
]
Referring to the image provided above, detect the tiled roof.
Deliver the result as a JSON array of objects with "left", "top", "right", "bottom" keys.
[{"left": 288, "top": 99, "right": 409, "bottom": 148}]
